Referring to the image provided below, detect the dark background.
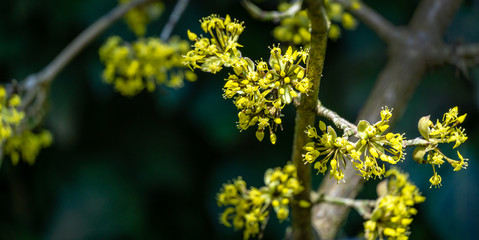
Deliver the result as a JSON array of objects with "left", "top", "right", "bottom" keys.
[{"left": 1, "top": 0, "right": 479, "bottom": 239}]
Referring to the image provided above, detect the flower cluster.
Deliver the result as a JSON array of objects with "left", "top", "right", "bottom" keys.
[
  {"left": 226, "top": 46, "right": 309, "bottom": 144},
  {"left": 272, "top": 3, "right": 311, "bottom": 46},
  {"left": 303, "top": 121, "right": 354, "bottom": 182},
  {"left": 99, "top": 35, "right": 196, "bottom": 96},
  {"left": 272, "top": 0, "right": 360, "bottom": 44},
  {"left": 412, "top": 106, "right": 468, "bottom": 188},
  {"left": 325, "top": 0, "right": 360, "bottom": 40},
  {"left": 217, "top": 163, "right": 304, "bottom": 239},
  {"left": 120, "top": 0, "right": 164, "bottom": 36},
  {"left": 184, "top": 15, "right": 310, "bottom": 144},
  {"left": 4, "top": 130, "right": 53, "bottom": 166},
  {"left": 184, "top": 14, "right": 245, "bottom": 73},
  {"left": 303, "top": 107, "right": 405, "bottom": 182},
  {"left": 353, "top": 107, "right": 405, "bottom": 179},
  {"left": 364, "top": 169, "right": 425, "bottom": 240},
  {"left": 0, "top": 87, "right": 24, "bottom": 142}
]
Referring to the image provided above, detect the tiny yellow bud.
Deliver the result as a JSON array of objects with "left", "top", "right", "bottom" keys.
[
  {"left": 270, "top": 133, "right": 277, "bottom": 145},
  {"left": 298, "top": 200, "right": 311, "bottom": 208},
  {"left": 272, "top": 199, "right": 280, "bottom": 207},
  {"left": 187, "top": 30, "right": 197, "bottom": 41},
  {"left": 401, "top": 218, "right": 413, "bottom": 226},
  {"left": 290, "top": 90, "right": 298, "bottom": 98},
  {"left": 256, "top": 130, "right": 265, "bottom": 142},
  {"left": 284, "top": 77, "right": 290, "bottom": 83},
  {"left": 274, "top": 118, "right": 282, "bottom": 124},
  {"left": 369, "top": 147, "right": 379, "bottom": 158},
  {"left": 457, "top": 113, "right": 467, "bottom": 123},
  {"left": 319, "top": 121, "right": 326, "bottom": 131},
  {"left": 383, "top": 228, "right": 396, "bottom": 237},
  {"left": 279, "top": 88, "right": 285, "bottom": 95},
  {"left": 297, "top": 69, "right": 304, "bottom": 79}
]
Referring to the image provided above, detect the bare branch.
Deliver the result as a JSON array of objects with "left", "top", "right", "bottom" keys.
[
  {"left": 404, "top": 137, "right": 429, "bottom": 147},
  {"left": 443, "top": 42, "right": 479, "bottom": 74},
  {"left": 333, "top": 0, "right": 401, "bottom": 43},
  {"left": 311, "top": 192, "right": 376, "bottom": 219},
  {"left": 289, "top": 0, "right": 328, "bottom": 239},
  {"left": 22, "top": 0, "right": 152, "bottom": 93},
  {"left": 315, "top": 101, "right": 357, "bottom": 137},
  {"left": 19, "top": 0, "right": 152, "bottom": 132},
  {"left": 409, "top": 0, "right": 463, "bottom": 38},
  {"left": 160, "top": 0, "right": 190, "bottom": 41},
  {"left": 241, "top": 0, "right": 302, "bottom": 22}
]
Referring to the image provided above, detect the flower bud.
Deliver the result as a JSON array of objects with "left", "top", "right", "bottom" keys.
[
  {"left": 412, "top": 146, "right": 427, "bottom": 164},
  {"left": 418, "top": 115, "right": 431, "bottom": 140}
]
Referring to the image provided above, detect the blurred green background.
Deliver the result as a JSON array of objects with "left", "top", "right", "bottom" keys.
[{"left": 1, "top": 0, "right": 478, "bottom": 239}]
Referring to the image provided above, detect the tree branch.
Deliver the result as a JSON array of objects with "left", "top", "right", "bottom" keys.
[
  {"left": 315, "top": 101, "right": 357, "bottom": 137},
  {"left": 288, "top": 0, "right": 328, "bottom": 239},
  {"left": 333, "top": 0, "right": 401, "bottom": 43},
  {"left": 443, "top": 42, "right": 479, "bottom": 75},
  {"left": 18, "top": 0, "right": 152, "bottom": 128},
  {"left": 311, "top": 192, "right": 376, "bottom": 219},
  {"left": 241, "top": 0, "right": 302, "bottom": 22},
  {"left": 160, "top": 0, "right": 190, "bottom": 41},
  {"left": 22, "top": 0, "right": 152, "bottom": 93}
]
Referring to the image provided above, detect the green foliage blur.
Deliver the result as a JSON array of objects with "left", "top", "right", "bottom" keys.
[{"left": 1, "top": 0, "right": 478, "bottom": 239}]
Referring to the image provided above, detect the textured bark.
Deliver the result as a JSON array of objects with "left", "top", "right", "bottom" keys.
[
  {"left": 311, "top": 0, "right": 463, "bottom": 239},
  {"left": 289, "top": 0, "right": 328, "bottom": 239}
]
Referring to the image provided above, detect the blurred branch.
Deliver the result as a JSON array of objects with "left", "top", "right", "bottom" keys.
[
  {"left": 311, "top": 192, "right": 376, "bottom": 219},
  {"left": 19, "top": 0, "right": 152, "bottom": 124},
  {"left": 333, "top": 0, "right": 401, "bottom": 43},
  {"left": 289, "top": 0, "right": 328, "bottom": 239},
  {"left": 444, "top": 43, "right": 479, "bottom": 75},
  {"left": 160, "top": 0, "right": 190, "bottom": 41},
  {"left": 242, "top": 0, "right": 302, "bottom": 22}
]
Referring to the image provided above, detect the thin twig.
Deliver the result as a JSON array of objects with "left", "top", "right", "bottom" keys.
[
  {"left": 315, "top": 101, "right": 357, "bottom": 137},
  {"left": 403, "top": 137, "right": 430, "bottom": 147},
  {"left": 160, "top": 0, "right": 190, "bottom": 41},
  {"left": 312, "top": 192, "right": 376, "bottom": 219},
  {"left": 333, "top": 0, "right": 401, "bottom": 43},
  {"left": 242, "top": 0, "right": 302, "bottom": 22},
  {"left": 20, "top": 0, "right": 152, "bottom": 116},
  {"left": 22, "top": 0, "right": 152, "bottom": 93},
  {"left": 444, "top": 42, "right": 479, "bottom": 75}
]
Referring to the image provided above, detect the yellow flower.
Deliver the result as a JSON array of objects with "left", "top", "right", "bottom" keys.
[
  {"left": 99, "top": 36, "right": 195, "bottom": 96},
  {"left": 120, "top": 0, "right": 164, "bottom": 36},
  {"left": 365, "top": 169, "right": 424, "bottom": 240}
]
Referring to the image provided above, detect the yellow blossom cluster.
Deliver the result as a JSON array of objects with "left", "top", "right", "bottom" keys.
[
  {"left": 325, "top": 0, "right": 360, "bottom": 40},
  {"left": 303, "top": 107, "right": 405, "bottom": 181},
  {"left": 184, "top": 14, "right": 245, "bottom": 73},
  {"left": 184, "top": 15, "right": 310, "bottom": 144},
  {"left": 364, "top": 169, "right": 425, "bottom": 240},
  {"left": 99, "top": 35, "right": 197, "bottom": 96},
  {"left": 272, "top": 0, "right": 360, "bottom": 44},
  {"left": 0, "top": 87, "right": 24, "bottom": 141},
  {"left": 227, "top": 45, "right": 309, "bottom": 144},
  {"left": 120, "top": 0, "right": 164, "bottom": 37},
  {"left": 4, "top": 130, "right": 53, "bottom": 166},
  {"left": 412, "top": 106, "right": 468, "bottom": 188},
  {"left": 272, "top": 3, "right": 311, "bottom": 46},
  {"left": 217, "top": 163, "right": 304, "bottom": 239}
]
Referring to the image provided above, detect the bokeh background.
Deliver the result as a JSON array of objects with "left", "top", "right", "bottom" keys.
[{"left": 1, "top": 0, "right": 479, "bottom": 239}]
